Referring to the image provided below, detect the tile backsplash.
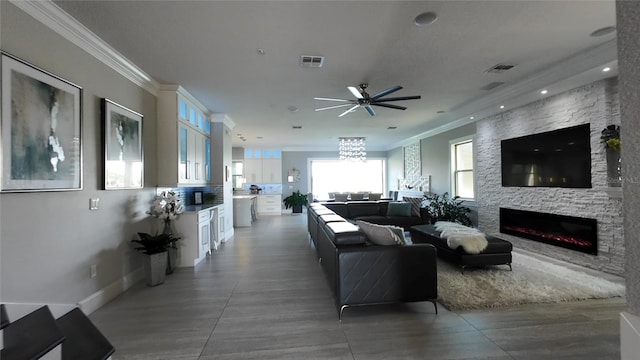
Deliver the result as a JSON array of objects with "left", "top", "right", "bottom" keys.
[{"left": 157, "top": 185, "right": 224, "bottom": 206}]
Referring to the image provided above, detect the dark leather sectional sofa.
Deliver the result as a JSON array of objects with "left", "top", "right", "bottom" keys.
[
  {"left": 321, "top": 201, "right": 430, "bottom": 230},
  {"left": 307, "top": 203, "right": 438, "bottom": 319}
]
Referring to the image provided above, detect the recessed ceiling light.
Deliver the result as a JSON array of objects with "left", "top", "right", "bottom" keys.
[
  {"left": 437, "top": 110, "right": 445, "bottom": 114},
  {"left": 387, "top": 126, "right": 397, "bottom": 130},
  {"left": 257, "top": 49, "right": 265, "bottom": 55},
  {"left": 292, "top": 126, "right": 302, "bottom": 129},
  {"left": 469, "top": 116, "right": 475, "bottom": 120},
  {"left": 499, "top": 105, "right": 505, "bottom": 109},
  {"left": 590, "top": 26, "right": 616, "bottom": 37},
  {"left": 257, "top": 136, "right": 263, "bottom": 139},
  {"left": 414, "top": 12, "right": 438, "bottom": 26},
  {"left": 287, "top": 106, "right": 299, "bottom": 112},
  {"left": 603, "top": 67, "right": 611, "bottom": 72},
  {"left": 540, "top": 90, "right": 548, "bottom": 94}
]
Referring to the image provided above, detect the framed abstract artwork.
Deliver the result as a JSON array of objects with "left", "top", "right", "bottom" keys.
[
  {"left": 102, "top": 98, "right": 144, "bottom": 190},
  {"left": 1, "top": 51, "right": 82, "bottom": 192}
]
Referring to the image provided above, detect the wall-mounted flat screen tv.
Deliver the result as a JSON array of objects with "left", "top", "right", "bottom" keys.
[{"left": 501, "top": 124, "right": 591, "bottom": 188}]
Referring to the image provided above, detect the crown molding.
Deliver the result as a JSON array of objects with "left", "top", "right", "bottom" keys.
[
  {"left": 10, "top": 0, "right": 159, "bottom": 95},
  {"left": 211, "top": 114, "right": 236, "bottom": 129}
]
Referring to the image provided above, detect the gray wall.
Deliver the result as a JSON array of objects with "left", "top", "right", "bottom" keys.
[
  {"left": 420, "top": 123, "right": 476, "bottom": 195},
  {"left": 0, "top": 3, "right": 157, "bottom": 304},
  {"left": 617, "top": 0, "right": 640, "bottom": 315},
  {"left": 386, "top": 147, "right": 403, "bottom": 193}
]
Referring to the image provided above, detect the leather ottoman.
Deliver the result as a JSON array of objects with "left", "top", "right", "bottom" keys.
[{"left": 410, "top": 224, "right": 513, "bottom": 273}]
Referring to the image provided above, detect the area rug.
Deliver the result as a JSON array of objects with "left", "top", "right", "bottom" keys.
[{"left": 437, "top": 251, "right": 625, "bottom": 311}]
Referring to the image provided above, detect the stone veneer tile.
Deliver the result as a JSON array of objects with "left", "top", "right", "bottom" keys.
[{"left": 476, "top": 78, "right": 624, "bottom": 275}]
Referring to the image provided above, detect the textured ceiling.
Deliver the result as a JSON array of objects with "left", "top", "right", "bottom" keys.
[{"left": 54, "top": 0, "right": 617, "bottom": 151}]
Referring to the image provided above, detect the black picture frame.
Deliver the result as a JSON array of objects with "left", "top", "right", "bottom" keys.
[
  {"left": 194, "top": 191, "right": 203, "bottom": 205},
  {"left": 102, "top": 98, "right": 144, "bottom": 190},
  {"left": 1, "top": 51, "right": 83, "bottom": 192}
]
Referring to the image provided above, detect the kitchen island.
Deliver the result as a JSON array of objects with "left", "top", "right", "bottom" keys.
[{"left": 233, "top": 195, "right": 257, "bottom": 227}]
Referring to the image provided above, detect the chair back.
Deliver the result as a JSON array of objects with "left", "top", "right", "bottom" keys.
[
  {"left": 368, "top": 193, "right": 382, "bottom": 201},
  {"left": 348, "top": 193, "right": 365, "bottom": 201},
  {"left": 334, "top": 193, "right": 349, "bottom": 202}
]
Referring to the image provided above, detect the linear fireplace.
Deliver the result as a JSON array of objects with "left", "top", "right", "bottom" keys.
[{"left": 500, "top": 208, "right": 598, "bottom": 255}]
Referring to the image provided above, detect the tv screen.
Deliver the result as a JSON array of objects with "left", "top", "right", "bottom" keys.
[{"left": 501, "top": 124, "right": 591, "bottom": 188}]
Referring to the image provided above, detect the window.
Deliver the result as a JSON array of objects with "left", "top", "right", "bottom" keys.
[
  {"left": 451, "top": 137, "right": 474, "bottom": 199},
  {"left": 310, "top": 159, "right": 385, "bottom": 200}
]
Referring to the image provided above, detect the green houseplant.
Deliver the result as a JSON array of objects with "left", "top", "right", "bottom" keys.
[
  {"left": 283, "top": 190, "right": 308, "bottom": 214},
  {"left": 423, "top": 192, "right": 472, "bottom": 226},
  {"left": 132, "top": 232, "right": 180, "bottom": 286}
]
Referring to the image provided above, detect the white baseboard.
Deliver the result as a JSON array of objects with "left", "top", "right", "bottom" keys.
[
  {"left": 78, "top": 267, "right": 144, "bottom": 315},
  {"left": 621, "top": 312, "right": 640, "bottom": 360},
  {"left": 223, "top": 228, "right": 234, "bottom": 243}
]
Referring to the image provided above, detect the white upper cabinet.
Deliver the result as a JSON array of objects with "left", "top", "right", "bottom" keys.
[
  {"left": 157, "top": 86, "right": 211, "bottom": 186},
  {"left": 243, "top": 148, "right": 282, "bottom": 183}
]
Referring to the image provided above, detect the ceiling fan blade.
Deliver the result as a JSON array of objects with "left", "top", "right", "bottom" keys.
[
  {"left": 371, "top": 103, "right": 407, "bottom": 110},
  {"left": 373, "top": 95, "right": 421, "bottom": 102},
  {"left": 315, "top": 103, "right": 355, "bottom": 112},
  {"left": 338, "top": 105, "right": 360, "bottom": 117},
  {"left": 314, "top": 97, "right": 353, "bottom": 102},
  {"left": 348, "top": 86, "right": 364, "bottom": 99},
  {"left": 364, "top": 105, "right": 376, "bottom": 116},
  {"left": 371, "top": 85, "right": 402, "bottom": 100}
]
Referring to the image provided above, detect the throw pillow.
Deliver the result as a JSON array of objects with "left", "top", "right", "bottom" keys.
[
  {"left": 357, "top": 220, "right": 405, "bottom": 246},
  {"left": 403, "top": 197, "right": 423, "bottom": 217},
  {"left": 386, "top": 202, "right": 412, "bottom": 217},
  {"left": 386, "top": 224, "right": 407, "bottom": 245}
]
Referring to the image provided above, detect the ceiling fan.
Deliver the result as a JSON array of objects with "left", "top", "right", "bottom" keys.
[{"left": 314, "top": 83, "right": 421, "bottom": 117}]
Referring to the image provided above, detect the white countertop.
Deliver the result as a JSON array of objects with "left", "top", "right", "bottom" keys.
[{"left": 233, "top": 195, "right": 258, "bottom": 200}]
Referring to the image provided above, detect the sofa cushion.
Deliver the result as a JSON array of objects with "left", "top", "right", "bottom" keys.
[
  {"left": 323, "top": 202, "right": 349, "bottom": 218},
  {"left": 403, "top": 197, "right": 423, "bottom": 217},
  {"left": 326, "top": 222, "right": 367, "bottom": 246},
  {"left": 386, "top": 202, "right": 412, "bottom": 217},
  {"left": 347, "top": 201, "right": 382, "bottom": 218},
  {"left": 356, "top": 220, "right": 404, "bottom": 246}
]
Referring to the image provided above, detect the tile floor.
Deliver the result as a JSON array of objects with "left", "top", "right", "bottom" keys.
[{"left": 89, "top": 214, "right": 626, "bottom": 359}]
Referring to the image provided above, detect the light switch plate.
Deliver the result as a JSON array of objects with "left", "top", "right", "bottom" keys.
[{"left": 90, "top": 198, "right": 100, "bottom": 210}]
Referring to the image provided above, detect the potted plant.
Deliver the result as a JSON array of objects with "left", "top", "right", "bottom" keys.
[
  {"left": 132, "top": 232, "right": 179, "bottom": 286},
  {"left": 146, "top": 191, "right": 184, "bottom": 274},
  {"left": 423, "top": 192, "right": 472, "bottom": 226},
  {"left": 283, "top": 190, "right": 308, "bottom": 214}
]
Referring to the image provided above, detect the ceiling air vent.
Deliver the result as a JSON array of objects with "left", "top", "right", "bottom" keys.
[
  {"left": 481, "top": 82, "right": 505, "bottom": 91},
  {"left": 486, "top": 63, "right": 515, "bottom": 73},
  {"left": 300, "top": 55, "right": 324, "bottom": 68}
]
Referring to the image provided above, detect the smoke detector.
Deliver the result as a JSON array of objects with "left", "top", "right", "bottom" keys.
[{"left": 300, "top": 55, "right": 324, "bottom": 68}]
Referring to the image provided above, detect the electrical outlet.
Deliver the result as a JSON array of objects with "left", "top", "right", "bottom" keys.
[{"left": 90, "top": 264, "right": 97, "bottom": 278}]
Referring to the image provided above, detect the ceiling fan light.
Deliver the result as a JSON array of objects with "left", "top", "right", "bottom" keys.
[{"left": 414, "top": 12, "right": 438, "bottom": 26}]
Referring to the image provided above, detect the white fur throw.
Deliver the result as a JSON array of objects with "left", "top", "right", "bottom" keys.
[{"left": 434, "top": 221, "right": 488, "bottom": 254}]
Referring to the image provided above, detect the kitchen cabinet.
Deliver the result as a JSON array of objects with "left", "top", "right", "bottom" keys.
[
  {"left": 243, "top": 158, "right": 263, "bottom": 184},
  {"left": 176, "top": 208, "right": 210, "bottom": 267},
  {"left": 242, "top": 158, "right": 281, "bottom": 184},
  {"left": 233, "top": 195, "right": 257, "bottom": 227},
  {"left": 157, "top": 85, "right": 210, "bottom": 187},
  {"left": 262, "top": 159, "right": 282, "bottom": 183},
  {"left": 257, "top": 194, "right": 282, "bottom": 215}
]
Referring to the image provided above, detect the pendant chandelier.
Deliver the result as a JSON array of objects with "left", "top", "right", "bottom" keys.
[{"left": 338, "top": 137, "right": 367, "bottom": 161}]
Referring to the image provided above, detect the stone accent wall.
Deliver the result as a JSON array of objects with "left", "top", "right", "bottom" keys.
[{"left": 476, "top": 78, "right": 624, "bottom": 275}]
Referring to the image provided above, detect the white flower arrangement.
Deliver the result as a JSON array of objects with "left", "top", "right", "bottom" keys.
[{"left": 147, "top": 191, "right": 185, "bottom": 220}]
